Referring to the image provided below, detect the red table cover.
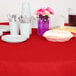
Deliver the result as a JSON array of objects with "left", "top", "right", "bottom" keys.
[{"left": 0, "top": 23, "right": 76, "bottom": 76}]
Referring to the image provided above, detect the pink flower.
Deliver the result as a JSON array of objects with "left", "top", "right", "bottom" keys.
[
  {"left": 43, "top": 11, "right": 50, "bottom": 15},
  {"left": 38, "top": 8, "right": 43, "bottom": 12},
  {"left": 46, "top": 7, "right": 54, "bottom": 15},
  {"left": 35, "top": 7, "right": 54, "bottom": 16},
  {"left": 36, "top": 8, "right": 43, "bottom": 15}
]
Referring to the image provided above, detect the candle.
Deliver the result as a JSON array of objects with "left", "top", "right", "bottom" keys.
[{"left": 21, "top": 1, "right": 31, "bottom": 18}]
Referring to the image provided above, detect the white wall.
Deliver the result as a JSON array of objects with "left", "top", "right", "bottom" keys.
[
  {"left": 0, "top": 0, "right": 65, "bottom": 21},
  {"left": 0, "top": 0, "right": 76, "bottom": 27}
]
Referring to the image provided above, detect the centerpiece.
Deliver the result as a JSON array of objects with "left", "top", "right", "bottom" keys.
[{"left": 35, "top": 7, "right": 54, "bottom": 36}]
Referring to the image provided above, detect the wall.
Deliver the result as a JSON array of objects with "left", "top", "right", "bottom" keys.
[{"left": 0, "top": 0, "right": 76, "bottom": 27}]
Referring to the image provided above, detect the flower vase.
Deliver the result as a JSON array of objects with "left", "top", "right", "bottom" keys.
[{"left": 38, "top": 15, "right": 49, "bottom": 36}]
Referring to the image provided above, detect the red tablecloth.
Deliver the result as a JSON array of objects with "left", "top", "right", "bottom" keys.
[{"left": 0, "top": 23, "right": 76, "bottom": 76}]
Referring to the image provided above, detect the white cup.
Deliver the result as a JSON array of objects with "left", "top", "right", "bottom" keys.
[
  {"left": 9, "top": 22, "right": 19, "bottom": 35},
  {"left": 20, "top": 23, "right": 31, "bottom": 38}
]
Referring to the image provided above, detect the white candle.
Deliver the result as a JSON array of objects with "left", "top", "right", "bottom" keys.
[{"left": 21, "top": 1, "right": 31, "bottom": 18}]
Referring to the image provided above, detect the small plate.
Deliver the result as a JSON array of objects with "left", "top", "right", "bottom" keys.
[
  {"left": 1, "top": 35, "right": 27, "bottom": 43},
  {"left": 0, "top": 25, "right": 10, "bottom": 32}
]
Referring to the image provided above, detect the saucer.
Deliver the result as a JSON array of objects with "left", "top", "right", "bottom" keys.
[
  {"left": 0, "top": 25, "right": 10, "bottom": 32},
  {"left": 1, "top": 35, "right": 27, "bottom": 43}
]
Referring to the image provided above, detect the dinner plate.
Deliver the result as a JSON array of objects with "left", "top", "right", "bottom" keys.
[
  {"left": 0, "top": 25, "right": 10, "bottom": 32},
  {"left": 1, "top": 35, "right": 27, "bottom": 43}
]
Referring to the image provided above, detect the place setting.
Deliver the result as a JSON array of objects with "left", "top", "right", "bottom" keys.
[{"left": 0, "top": 1, "right": 32, "bottom": 43}]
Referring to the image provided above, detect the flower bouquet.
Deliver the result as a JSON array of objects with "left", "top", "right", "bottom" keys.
[{"left": 35, "top": 7, "right": 54, "bottom": 36}]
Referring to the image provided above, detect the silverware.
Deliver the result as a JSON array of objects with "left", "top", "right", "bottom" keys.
[{"left": 7, "top": 14, "right": 17, "bottom": 22}]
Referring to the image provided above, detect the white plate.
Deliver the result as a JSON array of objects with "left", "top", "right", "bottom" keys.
[
  {"left": 0, "top": 25, "right": 10, "bottom": 32},
  {"left": 43, "top": 30, "right": 73, "bottom": 42},
  {"left": 1, "top": 35, "right": 27, "bottom": 43}
]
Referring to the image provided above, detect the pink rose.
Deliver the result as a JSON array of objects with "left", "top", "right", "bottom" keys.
[
  {"left": 35, "top": 7, "right": 54, "bottom": 16},
  {"left": 37, "top": 8, "right": 43, "bottom": 15},
  {"left": 46, "top": 7, "right": 54, "bottom": 15}
]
